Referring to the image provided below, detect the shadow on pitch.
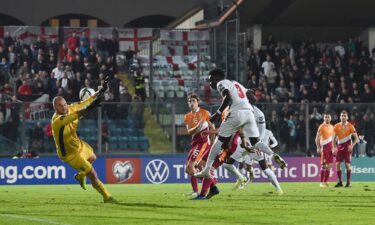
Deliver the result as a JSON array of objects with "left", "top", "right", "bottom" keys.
[{"left": 112, "top": 202, "right": 187, "bottom": 209}]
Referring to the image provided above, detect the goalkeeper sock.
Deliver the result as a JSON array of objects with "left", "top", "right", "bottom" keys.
[{"left": 92, "top": 180, "right": 111, "bottom": 200}]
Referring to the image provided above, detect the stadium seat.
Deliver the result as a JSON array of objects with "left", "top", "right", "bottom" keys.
[
  {"left": 128, "top": 136, "right": 139, "bottom": 150},
  {"left": 138, "top": 136, "right": 149, "bottom": 151}
]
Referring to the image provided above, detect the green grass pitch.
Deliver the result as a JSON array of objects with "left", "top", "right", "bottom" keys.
[{"left": 0, "top": 182, "right": 374, "bottom": 225}]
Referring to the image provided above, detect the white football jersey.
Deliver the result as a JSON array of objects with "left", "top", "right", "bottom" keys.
[
  {"left": 216, "top": 80, "right": 253, "bottom": 112},
  {"left": 253, "top": 105, "right": 266, "bottom": 139},
  {"left": 262, "top": 129, "right": 278, "bottom": 148}
]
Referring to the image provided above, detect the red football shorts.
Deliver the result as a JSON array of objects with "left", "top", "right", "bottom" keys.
[
  {"left": 336, "top": 141, "right": 352, "bottom": 163},
  {"left": 320, "top": 142, "right": 334, "bottom": 164},
  {"left": 187, "top": 141, "right": 211, "bottom": 163}
]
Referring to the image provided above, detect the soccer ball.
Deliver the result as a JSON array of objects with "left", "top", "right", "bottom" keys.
[{"left": 79, "top": 87, "right": 95, "bottom": 101}]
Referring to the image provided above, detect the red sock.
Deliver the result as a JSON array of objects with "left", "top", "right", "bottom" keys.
[
  {"left": 324, "top": 169, "right": 330, "bottom": 182},
  {"left": 320, "top": 168, "right": 326, "bottom": 183},
  {"left": 200, "top": 178, "right": 213, "bottom": 196},
  {"left": 191, "top": 176, "right": 198, "bottom": 192},
  {"left": 346, "top": 169, "right": 351, "bottom": 183},
  {"left": 337, "top": 170, "right": 342, "bottom": 183}
]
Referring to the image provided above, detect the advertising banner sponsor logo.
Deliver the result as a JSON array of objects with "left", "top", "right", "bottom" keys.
[
  {"left": 141, "top": 157, "right": 233, "bottom": 184},
  {"left": 105, "top": 158, "right": 141, "bottom": 184},
  {"left": 0, "top": 157, "right": 105, "bottom": 185},
  {"left": 1, "top": 156, "right": 373, "bottom": 185}
]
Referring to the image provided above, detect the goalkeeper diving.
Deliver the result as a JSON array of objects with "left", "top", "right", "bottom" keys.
[{"left": 51, "top": 76, "right": 117, "bottom": 203}]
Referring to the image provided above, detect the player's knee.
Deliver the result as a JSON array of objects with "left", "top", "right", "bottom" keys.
[
  {"left": 185, "top": 165, "right": 195, "bottom": 175},
  {"left": 88, "top": 154, "right": 96, "bottom": 164},
  {"left": 259, "top": 160, "right": 267, "bottom": 170},
  {"left": 249, "top": 137, "right": 259, "bottom": 146},
  {"left": 197, "top": 160, "right": 206, "bottom": 169},
  {"left": 224, "top": 157, "right": 235, "bottom": 164}
]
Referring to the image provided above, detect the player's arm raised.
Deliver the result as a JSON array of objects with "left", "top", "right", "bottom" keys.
[
  {"left": 71, "top": 76, "right": 110, "bottom": 111},
  {"left": 53, "top": 110, "right": 85, "bottom": 128}
]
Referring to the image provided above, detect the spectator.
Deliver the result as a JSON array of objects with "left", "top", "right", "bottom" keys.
[
  {"left": 246, "top": 73, "right": 258, "bottom": 89},
  {"left": 275, "top": 79, "right": 288, "bottom": 102},
  {"left": 361, "top": 84, "right": 374, "bottom": 102},
  {"left": 28, "top": 122, "right": 44, "bottom": 153},
  {"left": 101, "top": 121, "right": 110, "bottom": 153},
  {"left": 67, "top": 32, "right": 79, "bottom": 51},
  {"left": 124, "top": 46, "right": 135, "bottom": 69},
  {"left": 118, "top": 81, "right": 132, "bottom": 120},
  {"left": 51, "top": 62, "right": 65, "bottom": 80},
  {"left": 134, "top": 70, "right": 146, "bottom": 102},
  {"left": 261, "top": 55, "right": 277, "bottom": 91},
  {"left": 31, "top": 54, "right": 47, "bottom": 74},
  {"left": 17, "top": 80, "right": 33, "bottom": 100}
]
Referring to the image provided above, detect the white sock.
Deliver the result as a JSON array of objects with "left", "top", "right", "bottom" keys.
[
  {"left": 263, "top": 168, "right": 282, "bottom": 190},
  {"left": 223, "top": 163, "right": 245, "bottom": 180},
  {"left": 205, "top": 138, "right": 223, "bottom": 169},
  {"left": 254, "top": 141, "right": 274, "bottom": 156}
]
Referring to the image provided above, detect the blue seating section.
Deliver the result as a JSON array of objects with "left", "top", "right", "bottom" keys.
[{"left": 23, "top": 119, "right": 149, "bottom": 152}]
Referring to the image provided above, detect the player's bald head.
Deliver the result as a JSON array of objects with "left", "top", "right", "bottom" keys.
[
  {"left": 53, "top": 96, "right": 68, "bottom": 114},
  {"left": 53, "top": 96, "right": 64, "bottom": 108}
]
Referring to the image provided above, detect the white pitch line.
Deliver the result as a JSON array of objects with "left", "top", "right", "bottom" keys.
[{"left": 0, "top": 213, "right": 73, "bottom": 225}]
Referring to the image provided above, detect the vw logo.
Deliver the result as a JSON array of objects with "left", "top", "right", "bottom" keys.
[{"left": 145, "top": 159, "right": 169, "bottom": 184}]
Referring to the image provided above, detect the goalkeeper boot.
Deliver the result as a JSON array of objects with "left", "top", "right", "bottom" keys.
[
  {"left": 104, "top": 196, "right": 119, "bottom": 204},
  {"left": 74, "top": 173, "right": 87, "bottom": 190}
]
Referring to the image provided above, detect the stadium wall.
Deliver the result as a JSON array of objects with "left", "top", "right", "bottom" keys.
[{"left": 0, "top": 156, "right": 374, "bottom": 185}]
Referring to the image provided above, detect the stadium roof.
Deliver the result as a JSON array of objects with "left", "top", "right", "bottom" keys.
[{"left": 238, "top": 0, "right": 375, "bottom": 27}]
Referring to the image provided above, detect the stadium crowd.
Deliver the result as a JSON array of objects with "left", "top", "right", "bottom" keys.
[
  {"left": 0, "top": 32, "right": 136, "bottom": 152},
  {"left": 246, "top": 35, "right": 374, "bottom": 155},
  {"left": 0, "top": 31, "right": 373, "bottom": 155}
]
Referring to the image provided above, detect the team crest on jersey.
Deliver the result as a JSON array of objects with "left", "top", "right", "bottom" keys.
[{"left": 112, "top": 161, "right": 134, "bottom": 183}]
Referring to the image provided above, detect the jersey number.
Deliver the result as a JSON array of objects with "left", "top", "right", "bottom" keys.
[{"left": 234, "top": 83, "right": 245, "bottom": 99}]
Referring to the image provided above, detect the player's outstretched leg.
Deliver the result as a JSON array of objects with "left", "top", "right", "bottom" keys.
[
  {"left": 195, "top": 138, "right": 223, "bottom": 178},
  {"left": 87, "top": 168, "right": 116, "bottom": 203},
  {"left": 223, "top": 163, "right": 246, "bottom": 190}
]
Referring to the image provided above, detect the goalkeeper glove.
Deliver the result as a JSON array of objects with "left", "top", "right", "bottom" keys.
[{"left": 97, "top": 76, "right": 110, "bottom": 98}]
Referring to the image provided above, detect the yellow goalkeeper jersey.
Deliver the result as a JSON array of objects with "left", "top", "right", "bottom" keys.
[{"left": 52, "top": 97, "right": 94, "bottom": 160}]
